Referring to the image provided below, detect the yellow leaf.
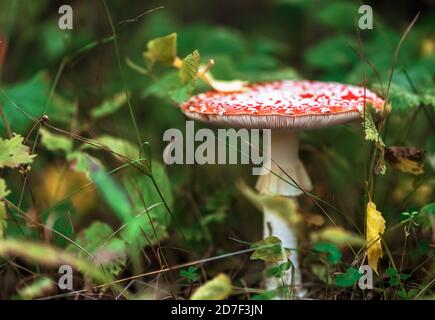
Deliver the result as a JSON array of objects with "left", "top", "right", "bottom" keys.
[
  {"left": 144, "top": 33, "right": 177, "bottom": 66},
  {"left": 366, "top": 201, "right": 386, "bottom": 274},
  {"left": 190, "top": 274, "right": 231, "bottom": 300},
  {"left": 199, "top": 64, "right": 249, "bottom": 93},
  {"left": 311, "top": 226, "right": 365, "bottom": 246}
]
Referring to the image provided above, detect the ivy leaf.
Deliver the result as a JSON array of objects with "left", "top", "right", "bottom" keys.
[
  {"left": 366, "top": 201, "right": 386, "bottom": 274},
  {"left": 39, "top": 127, "right": 73, "bottom": 154},
  {"left": 250, "top": 236, "right": 290, "bottom": 263},
  {"left": 0, "top": 178, "right": 10, "bottom": 239},
  {"left": 190, "top": 273, "right": 232, "bottom": 300},
  {"left": 91, "top": 92, "right": 127, "bottom": 119},
  {"left": 313, "top": 242, "right": 342, "bottom": 265},
  {"left": 335, "top": 267, "right": 362, "bottom": 287},
  {"left": 144, "top": 33, "right": 177, "bottom": 66},
  {"left": 0, "top": 135, "right": 36, "bottom": 169}
]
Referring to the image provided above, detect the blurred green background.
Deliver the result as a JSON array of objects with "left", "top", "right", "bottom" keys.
[{"left": 0, "top": 0, "right": 433, "bottom": 299}]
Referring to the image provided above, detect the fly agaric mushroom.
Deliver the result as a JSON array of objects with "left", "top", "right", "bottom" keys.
[{"left": 179, "top": 80, "right": 384, "bottom": 294}]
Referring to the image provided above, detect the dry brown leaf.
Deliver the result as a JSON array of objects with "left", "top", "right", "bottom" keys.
[{"left": 385, "top": 146, "right": 425, "bottom": 175}]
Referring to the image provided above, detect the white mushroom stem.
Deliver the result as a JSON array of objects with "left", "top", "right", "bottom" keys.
[
  {"left": 263, "top": 207, "right": 301, "bottom": 295},
  {"left": 256, "top": 130, "right": 311, "bottom": 197},
  {"left": 256, "top": 130, "right": 312, "bottom": 296}
]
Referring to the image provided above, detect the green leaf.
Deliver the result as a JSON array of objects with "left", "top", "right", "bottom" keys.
[
  {"left": 420, "top": 202, "right": 435, "bottom": 217},
  {"left": 144, "top": 70, "right": 196, "bottom": 103},
  {"left": 144, "top": 33, "right": 177, "bottom": 66},
  {"left": 362, "top": 108, "right": 386, "bottom": 175},
  {"left": 190, "top": 274, "right": 232, "bottom": 300},
  {"left": 397, "top": 288, "right": 419, "bottom": 299},
  {"left": 180, "top": 266, "right": 199, "bottom": 282},
  {"left": 170, "top": 82, "right": 195, "bottom": 103},
  {"left": 389, "top": 277, "right": 400, "bottom": 286},
  {"left": 179, "top": 50, "right": 200, "bottom": 85},
  {"left": 0, "top": 135, "right": 36, "bottom": 169},
  {"left": 90, "top": 92, "right": 127, "bottom": 119},
  {"left": 166, "top": 50, "right": 201, "bottom": 103},
  {"left": 39, "top": 127, "right": 73, "bottom": 153},
  {"left": 266, "top": 260, "right": 291, "bottom": 278},
  {"left": 386, "top": 267, "right": 397, "bottom": 277},
  {"left": 0, "top": 72, "right": 50, "bottom": 135},
  {"left": 400, "top": 273, "right": 411, "bottom": 281},
  {"left": 335, "top": 267, "right": 362, "bottom": 287},
  {"left": 250, "top": 236, "right": 290, "bottom": 263},
  {"left": 313, "top": 242, "right": 342, "bottom": 264},
  {"left": 363, "top": 109, "right": 385, "bottom": 148},
  {"left": 88, "top": 159, "right": 132, "bottom": 222}
]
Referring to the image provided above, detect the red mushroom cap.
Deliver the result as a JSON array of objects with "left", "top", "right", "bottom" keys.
[{"left": 181, "top": 80, "right": 384, "bottom": 129}]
